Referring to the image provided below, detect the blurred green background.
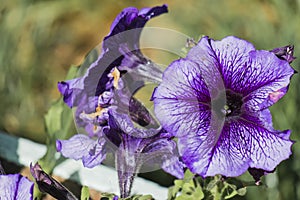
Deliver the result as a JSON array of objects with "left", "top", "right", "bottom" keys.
[{"left": 0, "top": 0, "right": 299, "bottom": 199}]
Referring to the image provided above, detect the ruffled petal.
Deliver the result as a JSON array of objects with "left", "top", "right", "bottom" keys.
[
  {"left": 108, "top": 110, "right": 183, "bottom": 178},
  {"left": 56, "top": 134, "right": 106, "bottom": 168},
  {"left": 153, "top": 59, "right": 211, "bottom": 137},
  {"left": 189, "top": 36, "right": 295, "bottom": 110},
  {"left": 205, "top": 36, "right": 255, "bottom": 93},
  {"left": 85, "top": 5, "right": 168, "bottom": 93},
  {"left": 180, "top": 114, "right": 292, "bottom": 177},
  {"left": 82, "top": 138, "right": 106, "bottom": 168},
  {"left": 17, "top": 176, "right": 34, "bottom": 200},
  {"left": 185, "top": 36, "right": 227, "bottom": 95},
  {"left": 0, "top": 174, "right": 34, "bottom": 200},
  {"left": 58, "top": 78, "right": 84, "bottom": 108},
  {"left": 242, "top": 50, "right": 295, "bottom": 110},
  {"left": 178, "top": 122, "right": 216, "bottom": 177},
  {"left": 56, "top": 134, "right": 94, "bottom": 160},
  {"left": 104, "top": 5, "right": 168, "bottom": 51},
  {"left": 161, "top": 156, "right": 185, "bottom": 179},
  {"left": 109, "top": 109, "right": 159, "bottom": 138}
]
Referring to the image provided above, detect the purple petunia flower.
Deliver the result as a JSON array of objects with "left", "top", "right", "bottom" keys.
[
  {"left": 0, "top": 174, "right": 34, "bottom": 200},
  {"left": 57, "top": 5, "right": 168, "bottom": 151},
  {"left": 57, "top": 4, "right": 168, "bottom": 109},
  {"left": 153, "top": 36, "right": 295, "bottom": 177},
  {"left": 56, "top": 5, "right": 168, "bottom": 170}
]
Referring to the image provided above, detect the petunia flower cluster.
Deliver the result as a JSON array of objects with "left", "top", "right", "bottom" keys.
[
  {"left": 57, "top": 5, "right": 184, "bottom": 198},
  {"left": 57, "top": 4, "right": 171, "bottom": 168},
  {"left": 56, "top": 4, "right": 296, "bottom": 199}
]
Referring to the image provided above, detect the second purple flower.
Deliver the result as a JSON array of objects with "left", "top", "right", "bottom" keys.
[{"left": 153, "top": 36, "right": 295, "bottom": 178}]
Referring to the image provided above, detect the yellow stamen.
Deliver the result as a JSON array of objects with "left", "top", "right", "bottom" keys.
[
  {"left": 96, "top": 106, "right": 102, "bottom": 113},
  {"left": 81, "top": 106, "right": 105, "bottom": 119},
  {"left": 111, "top": 67, "right": 120, "bottom": 89},
  {"left": 93, "top": 125, "right": 98, "bottom": 131}
]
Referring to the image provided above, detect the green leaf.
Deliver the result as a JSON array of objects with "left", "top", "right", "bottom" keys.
[
  {"left": 44, "top": 99, "right": 64, "bottom": 137},
  {"left": 193, "top": 185, "right": 204, "bottom": 200},
  {"left": 221, "top": 180, "right": 247, "bottom": 199},
  {"left": 237, "top": 187, "right": 247, "bottom": 196},
  {"left": 224, "top": 190, "right": 238, "bottom": 199},
  {"left": 174, "top": 179, "right": 204, "bottom": 200},
  {"left": 174, "top": 179, "right": 184, "bottom": 187},
  {"left": 176, "top": 195, "right": 194, "bottom": 200},
  {"left": 100, "top": 193, "right": 117, "bottom": 200},
  {"left": 168, "top": 186, "right": 177, "bottom": 200},
  {"left": 40, "top": 97, "right": 75, "bottom": 172},
  {"left": 168, "top": 179, "right": 185, "bottom": 199},
  {"left": 183, "top": 169, "right": 194, "bottom": 182},
  {"left": 168, "top": 170, "right": 205, "bottom": 200},
  {"left": 65, "top": 65, "right": 81, "bottom": 80},
  {"left": 206, "top": 179, "right": 218, "bottom": 191},
  {"left": 122, "top": 194, "right": 153, "bottom": 200},
  {"left": 134, "top": 194, "right": 153, "bottom": 200},
  {"left": 182, "top": 180, "right": 194, "bottom": 193},
  {"left": 81, "top": 186, "right": 90, "bottom": 200},
  {"left": 78, "top": 48, "right": 100, "bottom": 75}
]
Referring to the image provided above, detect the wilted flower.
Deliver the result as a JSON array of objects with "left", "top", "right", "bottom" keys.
[
  {"left": 271, "top": 45, "right": 296, "bottom": 64},
  {"left": 30, "top": 162, "right": 78, "bottom": 200},
  {"left": 153, "top": 36, "right": 295, "bottom": 177}
]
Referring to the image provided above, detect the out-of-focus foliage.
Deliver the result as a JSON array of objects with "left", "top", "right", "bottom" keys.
[
  {"left": 0, "top": 0, "right": 145, "bottom": 142},
  {"left": 168, "top": 171, "right": 248, "bottom": 200},
  {"left": 0, "top": 0, "right": 300, "bottom": 199}
]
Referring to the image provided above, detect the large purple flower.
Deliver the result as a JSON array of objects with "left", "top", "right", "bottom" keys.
[
  {"left": 153, "top": 36, "right": 295, "bottom": 177},
  {"left": 0, "top": 174, "right": 34, "bottom": 199}
]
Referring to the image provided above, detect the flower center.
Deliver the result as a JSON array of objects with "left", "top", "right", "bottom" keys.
[{"left": 223, "top": 90, "right": 243, "bottom": 117}]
